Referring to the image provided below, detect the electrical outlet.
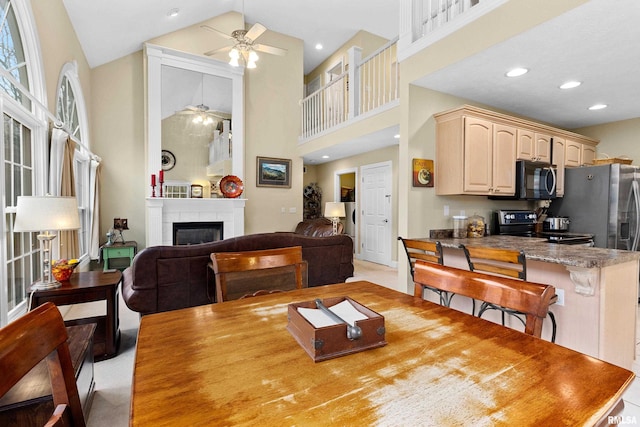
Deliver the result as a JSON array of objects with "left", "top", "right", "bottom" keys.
[
  {"left": 444, "top": 205, "right": 449, "bottom": 216},
  {"left": 555, "top": 289, "right": 565, "bottom": 306},
  {"left": 281, "top": 207, "right": 286, "bottom": 214}
]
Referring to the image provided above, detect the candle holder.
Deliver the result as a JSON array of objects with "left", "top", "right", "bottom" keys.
[
  {"left": 159, "top": 175, "right": 164, "bottom": 198},
  {"left": 151, "top": 183, "right": 156, "bottom": 197}
]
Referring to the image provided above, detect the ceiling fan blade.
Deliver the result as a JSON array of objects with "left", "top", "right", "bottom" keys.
[
  {"left": 245, "top": 22, "right": 267, "bottom": 42},
  {"left": 201, "top": 25, "right": 234, "bottom": 40},
  {"left": 204, "top": 45, "right": 233, "bottom": 57},
  {"left": 253, "top": 43, "right": 288, "bottom": 56}
]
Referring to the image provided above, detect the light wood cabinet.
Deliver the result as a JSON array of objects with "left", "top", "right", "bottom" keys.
[
  {"left": 565, "top": 139, "right": 596, "bottom": 167},
  {"left": 517, "top": 130, "right": 551, "bottom": 163},
  {"left": 552, "top": 136, "right": 565, "bottom": 197},
  {"left": 582, "top": 144, "right": 596, "bottom": 165},
  {"left": 436, "top": 112, "right": 515, "bottom": 196},
  {"left": 435, "top": 105, "right": 598, "bottom": 197}
]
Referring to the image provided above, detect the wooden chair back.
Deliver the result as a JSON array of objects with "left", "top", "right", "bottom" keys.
[
  {"left": 461, "top": 245, "right": 526, "bottom": 280},
  {"left": 0, "top": 302, "right": 85, "bottom": 427},
  {"left": 413, "top": 261, "right": 555, "bottom": 337},
  {"left": 211, "top": 246, "right": 308, "bottom": 302},
  {"left": 398, "top": 237, "right": 443, "bottom": 279}
]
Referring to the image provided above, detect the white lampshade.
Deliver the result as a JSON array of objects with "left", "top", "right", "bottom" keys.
[
  {"left": 325, "top": 202, "right": 346, "bottom": 218},
  {"left": 14, "top": 196, "right": 81, "bottom": 232}
]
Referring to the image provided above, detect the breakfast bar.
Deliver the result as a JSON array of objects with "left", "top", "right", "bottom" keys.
[{"left": 414, "top": 235, "right": 640, "bottom": 370}]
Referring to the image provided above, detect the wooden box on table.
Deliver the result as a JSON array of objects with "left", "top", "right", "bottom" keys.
[{"left": 287, "top": 296, "right": 387, "bottom": 362}]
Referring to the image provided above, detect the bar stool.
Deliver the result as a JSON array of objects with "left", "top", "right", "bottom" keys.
[
  {"left": 398, "top": 237, "right": 453, "bottom": 306},
  {"left": 460, "top": 244, "right": 557, "bottom": 342}
]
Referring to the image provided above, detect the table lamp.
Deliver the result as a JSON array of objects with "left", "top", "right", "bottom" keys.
[
  {"left": 14, "top": 196, "right": 81, "bottom": 289},
  {"left": 324, "top": 202, "right": 346, "bottom": 235}
]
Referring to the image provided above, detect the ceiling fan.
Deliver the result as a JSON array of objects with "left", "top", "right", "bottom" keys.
[
  {"left": 177, "top": 104, "right": 227, "bottom": 125},
  {"left": 201, "top": 1, "right": 287, "bottom": 68}
]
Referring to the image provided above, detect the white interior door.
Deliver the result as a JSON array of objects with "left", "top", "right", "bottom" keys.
[{"left": 361, "top": 162, "right": 392, "bottom": 265}]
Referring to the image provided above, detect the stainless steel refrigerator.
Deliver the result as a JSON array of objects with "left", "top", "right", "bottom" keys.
[{"left": 548, "top": 163, "right": 640, "bottom": 250}]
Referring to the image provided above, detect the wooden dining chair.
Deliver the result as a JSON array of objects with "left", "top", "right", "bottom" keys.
[
  {"left": 413, "top": 261, "right": 555, "bottom": 338},
  {"left": 460, "top": 244, "right": 558, "bottom": 342},
  {"left": 0, "top": 302, "right": 86, "bottom": 427},
  {"left": 398, "top": 237, "right": 452, "bottom": 306},
  {"left": 210, "top": 246, "right": 308, "bottom": 302}
]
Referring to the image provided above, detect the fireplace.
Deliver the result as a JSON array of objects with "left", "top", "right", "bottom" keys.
[
  {"left": 173, "top": 222, "right": 223, "bottom": 245},
  {"left": 146, "top": 198, "right": 245, "bottom": 246}
]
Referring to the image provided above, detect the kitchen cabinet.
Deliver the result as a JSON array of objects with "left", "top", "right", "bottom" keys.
[
  {"left": 434, "top": 105, "right": 598, "bottom": 196},
  {"left": 552, "top": 136, "right": 565, "bottom": 197},
  {"left": 436, "top": 112, "right": 515, "bottom": 196},
  {"left": 565, "top": 139, "right": 597, "bottom": 167},
  {"left": 516, "top": 129, "right": 551, "bottom": 163}
]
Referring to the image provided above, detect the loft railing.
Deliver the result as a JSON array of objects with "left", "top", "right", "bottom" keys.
[
  {"left": 398, "top": 0, "right": 503, "bottom": 59},
  {"left": 421, "top": 0, "right": 479, "bottom": 34},
  {"left": 300, "top": 37, "right": 399, "bottom": 140}
]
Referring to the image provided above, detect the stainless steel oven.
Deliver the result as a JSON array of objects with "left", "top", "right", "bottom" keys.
[{"left": 493, "top": 210, "right": 594, "bottom": 245}]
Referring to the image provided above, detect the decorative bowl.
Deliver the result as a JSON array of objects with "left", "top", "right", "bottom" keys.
[
  {"left": 51, "top": 260, "right": 80, "bottom": 282},
  {"left": 219, "top": 175, "right": 244, "bottom": 198}
]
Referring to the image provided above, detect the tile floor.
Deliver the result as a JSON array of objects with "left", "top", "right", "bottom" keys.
[{"left": 86, "top": 260, "right": 640, "bottom": 426}]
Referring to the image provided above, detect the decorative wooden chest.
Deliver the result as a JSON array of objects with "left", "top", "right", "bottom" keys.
[{"left": 287, "top": 296, "right": 387, "bottom": 362}]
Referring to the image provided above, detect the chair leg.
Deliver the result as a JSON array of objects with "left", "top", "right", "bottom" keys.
[{"left": 548, "top": 311, "right": 557, "bottom": 343}]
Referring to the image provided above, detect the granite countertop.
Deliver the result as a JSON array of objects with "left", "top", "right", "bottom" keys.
[{"left": 419, "top": 235, "right": 640, "bottom": 269}]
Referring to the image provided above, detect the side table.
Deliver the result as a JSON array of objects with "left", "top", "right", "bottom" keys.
[
  {"left": 29, "top": 270, "right": 122, "bottom": 361},
  {"left": 101, "top": 241, "right": 137, "bottom": 271}
]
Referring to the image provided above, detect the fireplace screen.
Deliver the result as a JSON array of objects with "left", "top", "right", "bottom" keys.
[{"left": 173, "top": 222, "right": 223, "bottom": 245}]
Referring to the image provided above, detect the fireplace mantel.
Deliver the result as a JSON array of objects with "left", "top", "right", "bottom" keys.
[{"left": 146, "top": 198, "right": 246, "bottom": 247}]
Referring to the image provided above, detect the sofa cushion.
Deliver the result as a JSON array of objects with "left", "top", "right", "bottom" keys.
[{"left": 294, "top": 218, "right": 343, "bottom": 237}]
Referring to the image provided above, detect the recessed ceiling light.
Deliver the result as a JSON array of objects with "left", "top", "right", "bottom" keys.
[
  {"left": 588, "top": 104, "right": 607, "bottom": 110},
  {"left": 322, "top": 155, "right": 330, "bottom": 159},
  {"left": 315, "top": 43, "right": 323, "bottom": 50},
  {"left": 559, "top": 81, "right": 581, "bottom": 89},
  {"left": 505, "top": 68, "right": 528, "bottom": 77},
  {"left": 167, "top": 8, "right": 179, "bottom": 17},
  {"left": 394, "top": 134, "right": 400, "bottom": 139}
]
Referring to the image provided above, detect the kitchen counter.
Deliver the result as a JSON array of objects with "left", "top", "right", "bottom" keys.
[
  {"left": 418, "top": 235, "right": 640, "bottom": 269},
  {"left": 412, "top": 234, "right": 640, "bottom": 371}
]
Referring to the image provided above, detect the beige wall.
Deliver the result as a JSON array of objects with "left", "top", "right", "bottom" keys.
[
  {"left": 31, "top": 0, "right": 91, "bottom": 122},
  {"left": 305, "top": 30, "right": 389, "bottom": 87},
  {"left": 91, "top": 52, "right": 147, "bottom": 246},
  {"left": 574, "top": 118, "right": 640, "bottom": 164}
]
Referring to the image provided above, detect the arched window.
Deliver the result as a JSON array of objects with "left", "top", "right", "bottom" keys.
[
  {"left": 54, "top": 62, "right": 93, "bottom": 263},
  {"left": 0, "top": 0, "right": 47, "bottom": 325}
]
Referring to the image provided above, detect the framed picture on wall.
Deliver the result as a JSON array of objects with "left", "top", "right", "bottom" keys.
[
  {"left": 256, "top": 157, "right": 292, "bottom": 188},
  {"left": 412, "top": 158, "right": 434, "bottom": 187}
]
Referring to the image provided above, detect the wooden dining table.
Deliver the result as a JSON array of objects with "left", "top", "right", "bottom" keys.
[{"left": 130, "top": 281, "right": 634, "bottom": 426}]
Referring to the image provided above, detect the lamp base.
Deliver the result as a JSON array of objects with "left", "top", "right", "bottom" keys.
[{"left": 31, "top": 280, "right": 62, "bottom": 290}]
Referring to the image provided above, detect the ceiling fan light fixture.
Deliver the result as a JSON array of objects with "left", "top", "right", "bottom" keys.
[
  {"left": 248, "top": 50, "right": 259, "bottom": 62},
  {"left": 247, "top": 59, "right": 257, "bottom": 69}
]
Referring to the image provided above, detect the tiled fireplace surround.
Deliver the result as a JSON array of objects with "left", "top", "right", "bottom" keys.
[{"left": 145, "top": 198, "right": 246, "bottom": 247}]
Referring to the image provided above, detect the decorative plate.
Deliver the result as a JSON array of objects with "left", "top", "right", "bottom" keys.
[
  {"left": 219, "top": 175, "right": 244, "bottom": 198},
  {"left": 161, "top": 150, "right": 176, "bottom": 171}
]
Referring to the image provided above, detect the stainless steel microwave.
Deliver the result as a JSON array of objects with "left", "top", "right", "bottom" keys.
[
  {"left": 516, "top": 160, "right": 557, "bottom": 200},
  {"left": 490, "top": 160, "right": 557, "bottom": 200}
]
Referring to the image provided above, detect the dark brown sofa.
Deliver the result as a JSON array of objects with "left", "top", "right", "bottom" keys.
[{"left": 122, "top": 232, "right": 353, "bottom": 315}]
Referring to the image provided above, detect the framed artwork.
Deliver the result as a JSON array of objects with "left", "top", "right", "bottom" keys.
[
  {"left": 412, "top": 158, "right": 434, "bottom": 187},
  {"left": 257, "top": 157, "right": 292, "bottom": 188}
]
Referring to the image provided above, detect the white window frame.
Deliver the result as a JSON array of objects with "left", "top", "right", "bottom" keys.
[
  {"left": 54, "top": 61, "right": 91, "bottom": 262},
  {"left": 0, "top": 0, "right": 48, "bottom": 326}
]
